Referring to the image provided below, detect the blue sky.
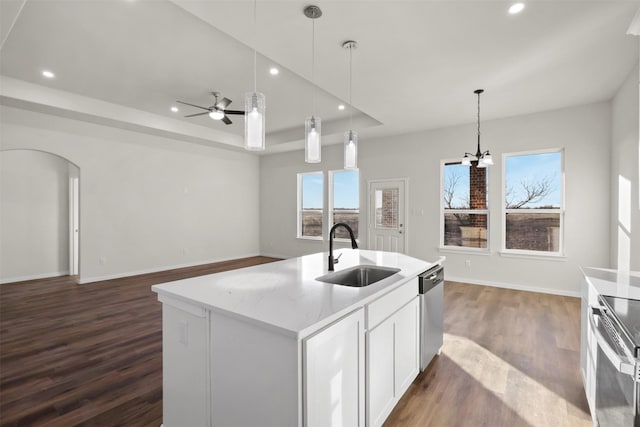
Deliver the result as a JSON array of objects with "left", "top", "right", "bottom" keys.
[
  {"left": 505, "top": 152, "right": 561, "bottom": 208},
  {"left": 445, "top": 152, "right": 561, "bottom": 208},
  {"left": 302, "top": 170, "right": 359, "bottom": 209}
]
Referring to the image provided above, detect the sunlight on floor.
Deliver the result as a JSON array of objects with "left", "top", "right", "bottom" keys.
[{"left": 445, "top": 333, "right": 591, "bottom": 427}]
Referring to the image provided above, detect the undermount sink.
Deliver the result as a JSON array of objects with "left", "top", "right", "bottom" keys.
[{"left": 316, "top": 265, "right": 401, "bottom": 288}]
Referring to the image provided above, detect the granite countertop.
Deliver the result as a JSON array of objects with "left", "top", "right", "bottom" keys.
[
  {"left": 581, "top": 266, "right": 640, "bottom": 300},
  {"left": 152, "top": 250, "right": 442, "bottom": 338}
]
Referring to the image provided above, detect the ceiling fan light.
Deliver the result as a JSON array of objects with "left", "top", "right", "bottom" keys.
[
  {"left": 344, "top": 130, "right": 358, "bottom": 170},
  {"left": 305, "top": 116, "right": 321, "bottom": 163},
  {"left": 209, "top": 110, "right": 225, "bottom": 120},
  {"left": 244, "top": 92, "right": 265, "bottom": 151}
]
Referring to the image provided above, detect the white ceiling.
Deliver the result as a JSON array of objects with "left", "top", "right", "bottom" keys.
[{"left": 0, "top": 0, "right": 638, "bottom": 154}]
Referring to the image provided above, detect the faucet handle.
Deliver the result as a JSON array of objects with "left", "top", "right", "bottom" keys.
[{"left": 335, "top": 253, "right": 342, "bottom": 264}]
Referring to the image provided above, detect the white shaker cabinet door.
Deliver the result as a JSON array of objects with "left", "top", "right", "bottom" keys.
[
  {"left": 367, "top": 296, "right": 420, "bottom": 427},
  {"left": 394, "top": 296, "right": 420, "bottom": 395},
  {"left": 367, "top": 318, "right": 395, "bottom": 427},
  {"left": 303, "top": 308, "right": 365, "bottom": 427}
]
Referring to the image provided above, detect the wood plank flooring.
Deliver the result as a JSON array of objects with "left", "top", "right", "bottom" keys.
[
  {"left": 1, "top": 267, "right": 592, "bottom": 426},
  {"left": 383, "top": 281, "right": 592, "bottom": 427},
  {"left": 0, "top": 257, "right": 280, "bottom": 427}
]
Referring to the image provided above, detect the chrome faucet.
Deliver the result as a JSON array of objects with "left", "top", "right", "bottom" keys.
[{"left": 328, "top": 223, "right": 358, "bottom": 271}]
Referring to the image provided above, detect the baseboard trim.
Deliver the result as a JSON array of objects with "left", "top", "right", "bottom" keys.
[
  {"left": 445, "top": 274, "right": 581, "bottom": 298},
  {"left": 78, "top": 253, "right": 262, "bottom": 284},
  {"left": 260, "top": 252, "right": 292, "bottom": 260},
  {"left": 1, "top": 271, "right": 70, "bottom": 284}
]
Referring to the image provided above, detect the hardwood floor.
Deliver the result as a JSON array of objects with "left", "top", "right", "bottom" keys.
[
  {"left": 0, "top": 257, "right": 280, "bottom": 427},
  {"left": 1, "top": 267, "right": 592, "bottom": 426},
  {"left": 383, "top": 281, "right": 592, "bottom": 427}
]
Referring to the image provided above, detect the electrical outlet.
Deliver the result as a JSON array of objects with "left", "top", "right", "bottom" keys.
[{"left": 465, "top": 259, "right": 471, "bottom": 268}]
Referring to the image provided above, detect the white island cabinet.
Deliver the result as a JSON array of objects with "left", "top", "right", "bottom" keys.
[
  {"left": 152, "top": 250, "right": 442, "bottom": 427},
  {"left": 367, "top": 278, "right": 420, "bottom": 427}
]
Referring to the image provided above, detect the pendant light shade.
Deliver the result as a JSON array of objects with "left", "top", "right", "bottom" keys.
[
  {"left": 304, "top": 5, "right": 322, "bottom": 163},
  {"left": 305, "top": 116, "right": 321, "bottom": 163},
  {"left": 342, "top": 40, "right": 358, "bottom": 170},
  {"left": 244, "top": 92, "right": 265, "bottom": 150},
  {"left": 344, "top": 130, "right": 358, "bottom": 169},
  {"left": 462, "top": 89, "right": 492, "bottom": 167},
  {"left": 245, "top": 0, "right": 266, "bottom": 151}
]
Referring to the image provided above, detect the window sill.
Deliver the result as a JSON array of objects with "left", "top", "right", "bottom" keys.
[
  {"left": 438, "top": 247, "right": 491, "bottom": 256},
  {"left": 498, "top": 250, "right": 567, "bottom": 261},
  {"left": 297, "top": 236, "right": 324, "bottom": 242},
  {"left": 332, "top": 237, "right": 360, "bottom": 244}
]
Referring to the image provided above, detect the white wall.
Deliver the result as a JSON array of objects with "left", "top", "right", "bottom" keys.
[
  {"left": 0, "top": 150, "right": 70, "bottom": 281},
  {"left": 610, "top": 62, "right": 640, "bottom": 271},
  {"left": 260, "top": 102, "right": 612, "bottom": 296},
  {"left": 0, "top": 105, "right": 260, "bottom": 283}
]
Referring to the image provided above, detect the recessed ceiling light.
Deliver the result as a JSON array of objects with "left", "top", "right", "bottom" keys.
[
  {"left": 41, "top": 70, "right": 55, "bottom": 79},
  {"left": 171, "top": 106, "right": 179, "bottom": 112},
  {"left": 269, "top": 67, "right": 279, "bottom": 75},
  {"left": 509, "top": 3, "right": 525, "bottom": 14},
  {"left": 338, "top": 104, "right": 345, "bottom": 110}
]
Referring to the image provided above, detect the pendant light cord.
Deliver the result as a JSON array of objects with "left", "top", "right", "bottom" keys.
[
  {"left": 477, "top": 90, "right": 481, "bottom": 137},
  {"left": 348, "top": 44, "right": 353, "bottom": 129},
  {"left": 253, "top": 0, "right": 257, "bottom": 93},
  {"left": 311, "top": 18, "right": 316, "bottom": 116},
  {"left": 476, "top": 90, "right": 481, "bottom": 154}
]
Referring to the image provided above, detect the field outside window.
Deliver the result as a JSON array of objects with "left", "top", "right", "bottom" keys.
[
  {"left": 298, "top": 172, "right": 323, "bottom": 238},
  {"left": 503, "top": 150, "right": 563, "bottom": 254},
  {"left": 442, "top": 162, "right": 488, "bottom": 249},
  {"left": 329, "top": 170, "right": 359, "bottom": 240}
]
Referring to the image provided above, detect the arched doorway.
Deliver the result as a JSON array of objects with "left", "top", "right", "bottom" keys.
[{"left": 0, "top": 149, "right": 80, "bottom": 283}]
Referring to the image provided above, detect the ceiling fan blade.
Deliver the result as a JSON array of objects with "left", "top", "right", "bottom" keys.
[
  {"left": 221, "top": 115, "right": 232, "bottom": 125},
  {"left": 184, "top": 112, "right": 210, "bottom": 118},
  {"left": 224, "top": 109, "right": 244, "bottom": 115},
  {"left": 176, "top": 100, "right": 211, "bottom": 111},
  {"left": 216, "top": 97, "right": 232, "bottom": 110}
]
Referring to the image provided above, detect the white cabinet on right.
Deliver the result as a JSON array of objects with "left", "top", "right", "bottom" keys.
[
  {"left": 580, "top": 275, "right": 598, "bottom": 421},
  {"left": 366, "top": 279, "right": 420, "bottom": 427}
]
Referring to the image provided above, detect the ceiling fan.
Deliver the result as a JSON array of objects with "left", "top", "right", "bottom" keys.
[{"left": 177, "top": 92, "right": 244, "bottom": 125}]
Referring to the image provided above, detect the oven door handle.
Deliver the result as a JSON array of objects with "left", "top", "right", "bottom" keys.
[{"left": 589, "top": 307, "right": 637, "bottom": 379}]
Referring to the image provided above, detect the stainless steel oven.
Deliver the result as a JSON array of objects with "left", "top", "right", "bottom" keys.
[{"left": 590, "top": 295, "right": 640, "bottom": 427}]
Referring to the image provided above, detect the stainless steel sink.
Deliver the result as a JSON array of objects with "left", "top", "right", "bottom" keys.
[{"left": 316, "top": 265, "right": 401, "bottom": 287}]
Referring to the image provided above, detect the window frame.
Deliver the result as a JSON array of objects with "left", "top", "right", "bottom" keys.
[
  {"left": 501, "top": 148, "right": 565, "bottom": 257},
  {"left": 328, "top": 169, "right": 360, "bottom": 243},
  {"left": 297, "top": 171, "right": 325, "bottom": 241},
  {"left": 439, "top": 158, "right": 490, "bottom": 253}
]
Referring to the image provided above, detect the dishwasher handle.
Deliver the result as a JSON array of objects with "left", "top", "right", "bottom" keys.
[{"left": 419, "top": 265, "right": 444, "bottom": 294}]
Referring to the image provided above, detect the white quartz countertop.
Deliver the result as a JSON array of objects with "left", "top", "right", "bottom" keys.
[
  {"left": 152, "top": 250, "right": 441, "bottom": 338},
  {"left": 581, "top": 266, "right": 640, "bottom": 300}
]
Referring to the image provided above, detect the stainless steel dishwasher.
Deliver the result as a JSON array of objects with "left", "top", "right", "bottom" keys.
[{"left": 419, "top": 264, "right": 444, "bottom": 371}]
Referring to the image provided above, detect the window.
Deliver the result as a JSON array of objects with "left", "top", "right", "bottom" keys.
[
  {"left": 329, "top": 170, "right": 360, "bottom": 240},
  {"left": 503, "top": 150, "right": 563, "bottom": 255},
  {"left": 298, "top": 172, "right": 323, "bottom": 239},
  {"left": 441, "top": 161, "right": 488, "bottom": 249}
]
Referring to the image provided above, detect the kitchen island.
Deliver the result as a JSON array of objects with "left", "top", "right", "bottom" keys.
[{"left": 152, "top": 250, "right": 443, "bottom": 427}]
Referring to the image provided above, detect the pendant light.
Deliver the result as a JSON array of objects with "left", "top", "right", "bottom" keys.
[
  {"left": 244, "top": 0, "right": 265, "bottom": 151},
  {"left": 304, "top": 5, "right": 322, "bottom": 163},
  {"left": 462, "top": 89, "right": 493, "bottom": 168},
  {"left": 343, "top": 40, "right": 358, "bottom": 170}
]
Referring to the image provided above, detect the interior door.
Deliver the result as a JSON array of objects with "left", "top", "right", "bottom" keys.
[{"left": 368, "top": 179, "right": 406, "bottom": 253}]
